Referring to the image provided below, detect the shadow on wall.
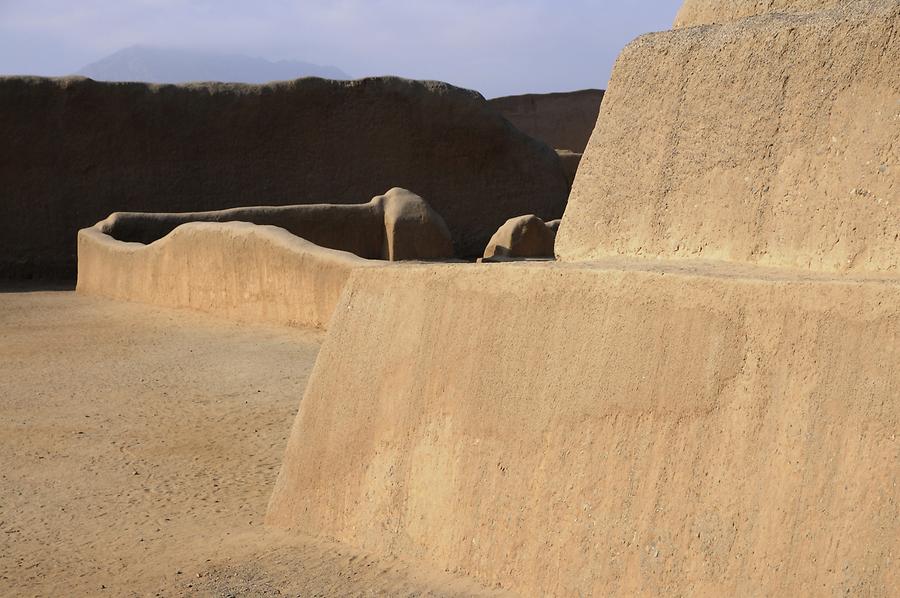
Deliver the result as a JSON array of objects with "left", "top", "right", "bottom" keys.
[
  {"left": 489, "top": 89, "right": 605, "bottom": 154},
  {"left": 488, "top": 90, "right": 603, "bottom": 192}
]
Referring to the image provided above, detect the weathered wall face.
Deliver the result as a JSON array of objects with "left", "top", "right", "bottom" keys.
[
  {"left": 77, "top": 221, "right": 378, "bottom": 329},
  {"left": 674, "top": 0, "right": 871, "bottom": 27},
  {"left": 0, "top": 76, "right": 569, "bottom": 277},
  {"left": 489, "top": 90, "right": 604, "bottom": 153},
  {"left": 556, "top": 3, "right": 899, "bottom": 271},
  {"left": 267, "top": 262, "right": 899, "bottom": 596}
]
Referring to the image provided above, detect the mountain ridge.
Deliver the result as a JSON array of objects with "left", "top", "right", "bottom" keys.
[{"left": 77, "top": 46, "right": 349, "bottom": 83}]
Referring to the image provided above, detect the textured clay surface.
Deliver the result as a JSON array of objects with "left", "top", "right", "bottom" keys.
[
  {"left": 557, "top": 2, "right": 899, "bottom": 272},
  {"left": 267, "top": 260, "right": 899, "bottom": 597},
  {"left": 674, "top": 0, "right": 874, "bottom": 27},
  {"left": 0, "top": 76, "right": 568, "bottom": 276},
  {"left": 77, "top": 221, "right": 379, "bottom": 329}
]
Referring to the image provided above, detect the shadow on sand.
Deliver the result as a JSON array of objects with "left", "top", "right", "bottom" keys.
[{"left": 0, "top": 280, "right": 76, "bottom": 293}]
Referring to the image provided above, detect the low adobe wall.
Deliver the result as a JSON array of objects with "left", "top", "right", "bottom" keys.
[
  {"left": 557, "top": 2, "right": 899, "bottom": 272},
  {"left": 77, "top": 221, "right": 379, "bottom": 329},
  {"left": 99, "top": 203, "right": 385, "bottom": 257},
  {"left": 267, "top": 261, "right": 899, "bottom": 596},
  {"left": 97, "top": 188, "right": 454, "bottom": 262}
]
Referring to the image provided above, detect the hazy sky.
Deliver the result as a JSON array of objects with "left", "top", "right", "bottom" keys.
[{"left": 0, "top": 0, "right": 683, "bottom": 97}]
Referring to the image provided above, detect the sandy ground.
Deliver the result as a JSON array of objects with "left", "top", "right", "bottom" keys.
[{"left": 0, "top": 289, "right": 507, "bottom": 597}]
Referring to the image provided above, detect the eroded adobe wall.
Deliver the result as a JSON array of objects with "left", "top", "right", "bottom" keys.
[
  {"left": 267, "top": 262, "right": 899, "bottom": 596},
  {"left": 95, "top": 188, "right": 454, "bottom": 262},
  {"left": 100, "top": 204, "right": 386, "bottom": 257},
  {"left": 556, "top": 2, "right": 899, "bottom": 271},
  {"left": 77, "top": 221, "right": 378, "bottom": 329},
  {"left": 0, "top": 76, "right": 568, "bottom": 277}
]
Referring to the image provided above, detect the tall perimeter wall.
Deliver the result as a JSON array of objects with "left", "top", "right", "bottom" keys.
[{"left": 0, "top": 76, "right": 568, "bottom": 277}]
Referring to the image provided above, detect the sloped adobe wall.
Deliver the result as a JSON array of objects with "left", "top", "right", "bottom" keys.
[
  {"left": 267, "top": 262, "right": 899, "bottom": 596},
  {"left": 556, "top": 2, "right": 899, "bottom": 271}
]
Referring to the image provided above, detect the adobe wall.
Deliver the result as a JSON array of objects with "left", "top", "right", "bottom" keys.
[
  {"left": 77, "top": 221, "right": 379, "bottom": 329},
  {"left": 267, "top": 261, "right": 899, "bottom": 596},
  {"left": 489, "top": 89, "right": 604, "bottom": 153},
  {"left": 99, "top": 203, "right": 385, "bottom": 257},
  {"left": 0, "top": 76, "right": 568, "bottom": 278},
  {"left": 556, "top": 2, "right": 899, "bottom": 271},
  {"left": 674, "top": 0, "right": 871, "bottom": 27}
]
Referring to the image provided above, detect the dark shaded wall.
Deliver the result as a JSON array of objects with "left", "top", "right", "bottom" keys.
[
  {"left": 0, "top": 76, "right": 569, "bottom": 278},
  {"left": 490, "top": 89, "right": 604, "bottom": 153}
]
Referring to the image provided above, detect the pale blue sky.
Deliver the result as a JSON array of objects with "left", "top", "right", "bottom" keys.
[{"left": 0, "top": 0, "right": 683, "bottom": 97}]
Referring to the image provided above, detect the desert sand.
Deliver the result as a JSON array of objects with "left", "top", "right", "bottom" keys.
[{"left": 0, "top": 288, "right": 506, "bottom": 597}]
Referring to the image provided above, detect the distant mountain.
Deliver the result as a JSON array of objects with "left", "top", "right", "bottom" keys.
[{"left": 76, "top": 46, "right": 349, "bottom": 84}]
